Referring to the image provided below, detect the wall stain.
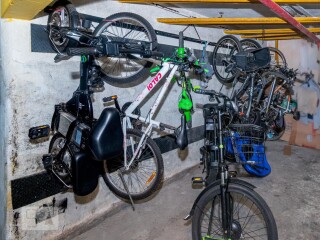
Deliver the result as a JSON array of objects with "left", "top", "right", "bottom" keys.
[
  {"left": 11, "top": 109, "right": 19, "bottom": 175},
  {"left": 13, "top": 211, "right": 20, "bottom": 239},
  {"left": 8, "top": 78, "right": 19, "bottom": 176},
  {"left": 35, "top": 197, "right": 68, "bottom": 224}
]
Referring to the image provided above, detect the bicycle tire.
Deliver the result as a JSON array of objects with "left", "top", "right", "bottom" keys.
[
  {"left": 212, "top": 35, "right": 243, "bottom": 85},
  {"left": 93, "top": 12, "right": 158, "bottom": 85},
  {"left": 103, "top": 128, "right": 164, "bottom": 200},
  {"left": 192, "top": 183, "right": 278, "bottom": 240},
  {"left": 266, "top": 116, "right": 286, "bottom": 141},
  {"left": 205, "top": 152, "right": 219, "bottom": 185},
  {"left": 268, "top": 47, "right": 287, "bottom": 69},
  {"left": 240, "top": 39, "right": 262, "bottom": 50},
  {"left": 47, "top": 3, "right": 79, "bottom": 53}
]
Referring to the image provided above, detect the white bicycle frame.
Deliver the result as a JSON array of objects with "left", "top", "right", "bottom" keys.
[{"left": 122, "top": 62, "right": 179, "bottom": 170}]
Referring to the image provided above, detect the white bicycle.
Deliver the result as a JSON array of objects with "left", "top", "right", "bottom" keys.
[{"left": 102, "top": 31, "right": 213, "bottom": 201}]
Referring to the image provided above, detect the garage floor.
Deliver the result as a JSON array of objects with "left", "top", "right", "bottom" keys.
[{"left": 72, "top": 141, "right": 320, "bottom": 240}]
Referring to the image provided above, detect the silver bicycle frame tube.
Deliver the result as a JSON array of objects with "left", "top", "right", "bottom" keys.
[{"left": 123, "top": 63, "right": 179, "bottom": 169}]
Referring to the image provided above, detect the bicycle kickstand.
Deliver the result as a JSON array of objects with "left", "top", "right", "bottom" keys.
[{"left": 118, "top": 170, "right": 135, "bottom": 211}]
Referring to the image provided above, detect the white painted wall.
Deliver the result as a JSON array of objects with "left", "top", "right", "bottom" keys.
[
  {"left": 0, "top": 1, "right": 226, "bottom": 239},
  {"left": 0, "top": 18, "right": 8, "bottom": 240},
  {"left": 266, "top": 39, "right": 320, "bottom": 82}
]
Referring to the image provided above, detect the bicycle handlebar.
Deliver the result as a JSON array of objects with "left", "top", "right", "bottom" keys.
[
  {"left": 179, "top": 31, "right": 184, "bottom": 49},
  {"left": 67, "top": 47, "right": 164, "bottom": 58},
  {"left": 193, "top": 88, "right": 221, "bottom": 97},
  {"left": 67, "top": 47, "right": 99, "bottom": 56},
  {"left": 193, "top": 88, "right": 238, "bottom": 112}
]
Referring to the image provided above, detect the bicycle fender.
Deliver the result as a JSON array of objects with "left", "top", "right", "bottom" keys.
[{"left": 187, "top": 178, "right": 256, "bottom": 219}]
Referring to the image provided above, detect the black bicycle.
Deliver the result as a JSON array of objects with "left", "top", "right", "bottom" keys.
[
  {"left": 46, "top": 1, "right": 159, "bottom": 84},
  {"left": 29, "top": 21, "right": 164, "bottom": 207},
  {"left": 185, "top": 89, "right": 278, "bottom": 240}
]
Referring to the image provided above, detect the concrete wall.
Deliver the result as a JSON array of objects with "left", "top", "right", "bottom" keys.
[
  {"left": 1, "top": 1, "right": 226, "bottom": 239},
  {"left": 0, "top": 18, "right": 8, "bottom": 240},
  {"left": 266, "top": 40, "right": 320, "bottom": 82}
]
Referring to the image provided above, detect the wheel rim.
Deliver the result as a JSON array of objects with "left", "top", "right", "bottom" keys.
[
  {"left": 106, "top": 132, "right": 158, "bottom": 196},
  {"left": 48, "top": 7, "right": 70, "bottom": 47},
  {"left": 214, "top": 38, "right": 240, "bottom": 82},
  {"left": 50, "top": 136, "right": 71, "bottom": 176},
  {"left": 198, "top": 191, "right": 270, "bottom": 239},
  {"left": 96, "top": 17, "right": 154, "bottom": 79},
  {"left": 269, "top": 48, "right": 286, "bottom": 69},
  {"left": 240, "top": 39, "right": 261, "bottom": 50}
]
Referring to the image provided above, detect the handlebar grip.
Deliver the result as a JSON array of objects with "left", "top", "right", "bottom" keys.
[
  {"left": 179, "top": 31, "right": 184, "bottom": 48},
  {"left": 151, "top": 51, "right": 164, "bottom": 58},
  {"left": 194, "top": 88, "right": 217, "bottom": 96},
  {"left": 67, "top": 47, "right": 98, "bottom": 56}
]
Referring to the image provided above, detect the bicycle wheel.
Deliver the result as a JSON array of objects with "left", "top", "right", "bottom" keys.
[
  {"left": 212, "top": 35, "right": 243, "bottom": 84},
  {"left": 268, "top": 47, "right": 287, "bottom": 69},
  {"left": 48, "top": 133, "right": 72, "bottom": 182},
  {"left": 192, "top": 183, "right": 278, "bottom": 240},
  {"left": 265, "top": 113, "right": 286, "bottom": 141},
  {"left": 93, "top": 12, "right": 158, "bottom": 85},
  {"left": 47, "top": 3, "right": 79, "bottom": 53},
  {"left": 240, "top": 39, "right": 262, "bottom": 50},
  {"left": 103, "top": 128, "right": 164, "bottom": 200}
]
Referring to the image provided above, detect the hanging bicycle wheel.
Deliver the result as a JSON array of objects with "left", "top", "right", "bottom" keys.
[
  {"left": 47, "top": 3, "right": 79, "bottom": 52},
  {"left": 240, "top": 39, "right": 262, "bottom": 50},
  {"left": 192, "top": 183, "right": 278, "bottom": 240},
  {"left": 268, "top": 47, "right": 287, "bottom": 69},
  {"left": 212, "top": 35, "right": 243, "bottom": 84},
  {"left": 103, "top": 128, "right": 164, "bottom": 200},
  {"left": 93, "top": 12, "right": 158, "bottom": 84}
]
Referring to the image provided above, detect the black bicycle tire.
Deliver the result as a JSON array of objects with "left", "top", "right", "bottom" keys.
[
  {"left": 49, "top": 132, "right": 65, "bottom": 152},
  {"left": 102, "top": 128, "right": 164, "bottom": 200},
  {"left": 268, "top": 47, "right": 287, "bottom": 68},
  {"left": 240, "top": 39, "right": 262, "bottom": 50},
  {"left": 192, "top": 183, "right": 278, "bottom": 240},
  {"left": 93, "top": 12, "right": 158, "bottom": 85},
  {"left": 47, "top": 3, "right": 79, "bottom": 53},
  {"left": 212, "top": 35, "right": 243, "bottom": 84}
]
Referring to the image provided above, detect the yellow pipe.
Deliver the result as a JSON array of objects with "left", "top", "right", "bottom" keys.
[
  {"left": 240, "top": 33, "right": 302, "bottom": 38},
  {"left": 157, "top": 17, "right": 320, "bottom": 25},
  {"left": 120, "top": 0, "right": 320, "bottom": 3},
  {"left": 256, "top": 36, "right": 302, "bottom": 40},
  {"left": 225, "top": 27, "right": 320, "bottom": 34}
]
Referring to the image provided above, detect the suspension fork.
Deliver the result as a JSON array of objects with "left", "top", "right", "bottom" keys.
[
  {"left": 218, "top": 110, "right": 233, "bottom": 238},
  {"left": 218, "top": 110, "right": 227, "bottom": 233},
  {"left": 245, "top": 73, "right": 255, "bottom": 119},
  {"left": 266, "top": 77, "right": 277, "bottom": 113}
]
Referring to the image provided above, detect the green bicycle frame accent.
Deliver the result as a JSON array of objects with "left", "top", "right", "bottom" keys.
[
  {"left": 177, "top": 47, "right": 185, "bottom": 59},
  {"left": 178, "top": 86, "right": 193, "bottom": 122}
]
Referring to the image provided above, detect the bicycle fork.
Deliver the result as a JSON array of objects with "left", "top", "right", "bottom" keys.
[{"left": 218, "top": 110, "right": 232, "bottom": 239}]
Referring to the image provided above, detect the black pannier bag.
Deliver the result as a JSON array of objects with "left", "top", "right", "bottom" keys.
[
  {"left": 232, "top": 47, "right": 271, "bottom": 72},
  {"left": 88, "top": 107, "right": 124, "bottom": 161}
]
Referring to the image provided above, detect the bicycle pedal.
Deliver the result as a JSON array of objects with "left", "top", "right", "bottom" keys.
[
  {"left": 42, "top": 154, "right": 54, "bottom": 170},
  {"left": 28, "top": 125, "right": 50, "bottom": 140},
  {"left": 192, "top": 177, "right": 205, "bottom": 187},
  {"left": 103, "top": 95, "right": 118, "bottom": 103},
  {"left": 229, "top": 170, "right": 238, "bottom": 178}
]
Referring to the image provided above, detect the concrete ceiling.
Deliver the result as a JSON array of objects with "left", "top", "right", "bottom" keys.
[
  {"left": 172, "top": 3, "right": 320, "bottom": 18},
  {"left": 162, "top": 3, "right": 320, "bottom": 30}
]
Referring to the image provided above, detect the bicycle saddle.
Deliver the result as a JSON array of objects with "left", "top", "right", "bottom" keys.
[
  {"left": 232, "top": 47, "right": 271, "bottom": 72},
  {"left": 175, "top": 115, "right": 188, "bottom": 150}
]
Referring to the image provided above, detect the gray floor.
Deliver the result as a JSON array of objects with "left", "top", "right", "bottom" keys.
[{"left": 73, "top": 141, "right": 320, "bottom": 240}]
